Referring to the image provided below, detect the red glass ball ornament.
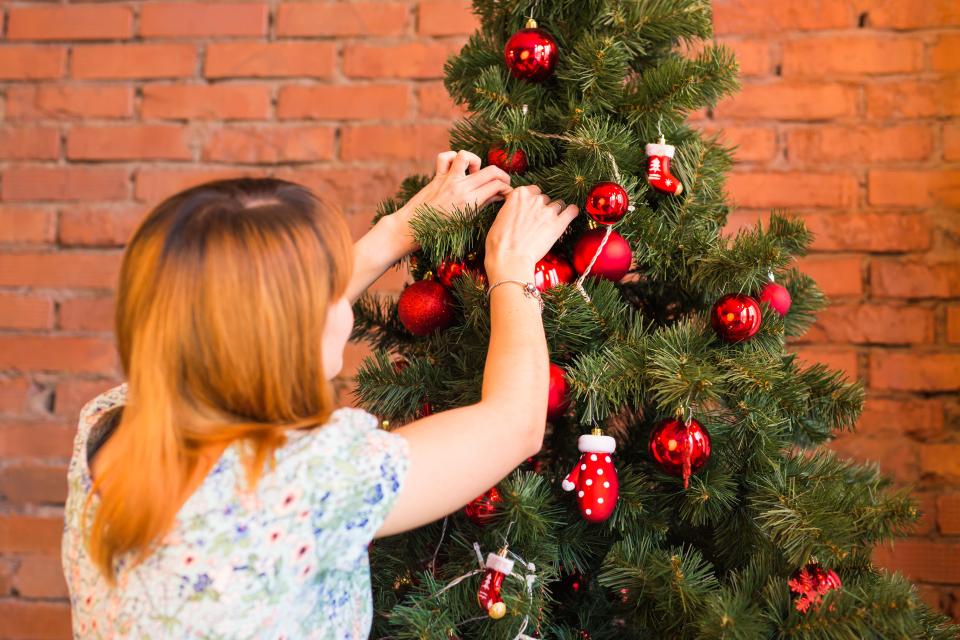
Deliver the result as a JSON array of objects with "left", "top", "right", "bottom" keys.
[
  {"left": 504, "top": 26, "right": 558, "bottom": 82},
  {"left": 710, "top": 293, "right": 762, "bottom": 342},
  {"left": 533, "top": 251, "right": 575, "bottom": 292},
  {"left": 397, "top": 279, "right": 455, "bottom": 336},
  {"left": 788, "top": 563, "right": 842, "bottom": 613},
  {"left": 759, "top": 281, "right": 792, "bottom": 317},
  {"left": 487, "top": 145, "right": 528, "bottom": 174},
  {"left": 547, "top": 363, "right": 569, "bottom": 420},
  {"left": 572, "top": 228, "right": 632, "bottom": 282},
  {"left": 464, "top": 486, "right": 502, "bottom": 525},
  {"left": 585, "top": 181, "right": 629, "bottom": 224},
  {"left": 648, "top": 418, "right": 711, "bottom": 489}
]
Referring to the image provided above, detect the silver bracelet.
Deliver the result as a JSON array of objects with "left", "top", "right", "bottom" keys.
[{"left": 487, "top": 279, "right": 544, "bottom": 313}]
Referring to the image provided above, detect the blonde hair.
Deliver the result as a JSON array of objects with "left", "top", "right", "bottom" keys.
[{"left": 86, "top": 177, "right": 353, "bottom": 580}]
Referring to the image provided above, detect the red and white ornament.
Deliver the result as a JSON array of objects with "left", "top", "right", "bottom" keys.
[
  {"left": 585, "top": 181, "right": 629, "bottom": 225},
  {"left": 759, "top": 274, "right": 792, "bottom": 317},
  {"left": 648, "top": 416, "right": 711, "bottom": 489},
  {"left": 397, "top": 279, "right": 455, "bottom": 336},
  {"left": 572, "top": 228, "right": 632, "bottom": 282},
  {"left": 788, "top": 563, "right": 842, "bottom": 613},
  {"left": 477, "top": 548, "right": 515, "bottom": 619},
  {"left": 533, "top": 251, "right": 575, "bottom": 292},
  {"left": 562, "top": 430, "right": 619, "bottom": 522},
  {"left": 487, "top": 145, "right": 528, "bottom": 174},
  {"left": 645, "top": 136, "right": 684, "bottom": 196},
  {"left": 547, "top": 362, "right": 570, "bottom": 420},
  {"left": 503, "top": 18, "right": 558, "bottom": 83}
]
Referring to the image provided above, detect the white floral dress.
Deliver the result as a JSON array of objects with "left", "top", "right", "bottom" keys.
[{"left": 62, "top": 384, "right": 410, "bottom": 639}]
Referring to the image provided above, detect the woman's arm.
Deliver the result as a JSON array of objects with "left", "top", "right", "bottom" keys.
[{"left": 375, "top": 185, "right": 579, "bottom": 537}]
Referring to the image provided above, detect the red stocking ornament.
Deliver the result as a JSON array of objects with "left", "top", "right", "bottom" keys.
[
  {"left": 562, "top": 429, "right": 619, "bottom": 522},
  {"left": 477, "top": 547, "right": 514, "bottom": 619},
  {"left": 645, "top": 136, "right": 684, "bottom": 196}
]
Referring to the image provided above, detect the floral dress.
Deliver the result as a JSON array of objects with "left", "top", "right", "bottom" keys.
[{"left": 62, "top": 384, "right": 410, "bottom": 639}]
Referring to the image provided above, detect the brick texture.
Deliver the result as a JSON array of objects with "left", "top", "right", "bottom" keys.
[{"left": 0, "top": 0, "right": 956, "bottom": 634}]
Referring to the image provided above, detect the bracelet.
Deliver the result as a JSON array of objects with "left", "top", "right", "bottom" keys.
[{"left": 487, "top": 279, "right": 544, "bottom": 313}]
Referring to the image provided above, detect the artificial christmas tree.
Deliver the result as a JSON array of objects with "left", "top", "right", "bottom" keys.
[{"left": 351, "top": 2, "right": 959, "bottom": 638}]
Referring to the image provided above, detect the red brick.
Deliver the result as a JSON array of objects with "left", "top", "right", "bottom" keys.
[
  {"left": 274, "top": 166, "right": 411, "bottom": 210},
  {"left": 939, "top": 494, "right": 960, "bottom": 535},
  {"left": 202, "top": 126, "right": 334, "bottom": 163},
  {"left": 0, "top": 465, "right": 68, "bottom": 505},
  {"left": 948, "top": 306, "right": 960, "bottom": 344},
  {"left": 857, "top": 397, "right": 943, "bottom": 439},
  {"left": 874, "top": 540, "right": 960, "bottom": 585},
  {"left": 0, "top": 207, "right": 56, "bottom": 244},
  {"left": 2, "top": 167, "right": 129, "bottom": 202},
  {"left": 60, "top": 296, "right": 115, "bottom": 333},
  {"left": 804, "top": 303, "right": 934, "bottom": 345},
  {"left": 416, "top": 82, "right": 465, "bottom": 119},
  {"left": 910, "top": 492, "right": 938, "bottom": 536},
  {"left": 277, "top": 84, "right": 411, "bottom": 120},
  {"left": 786, "top": 125, "right": 934, "bottom": 164},
  {"left": 67, "top": 125, "right": 191, "bottom": 161},
  {"left": 135, "top": 168, "right": 245, "bottom": 203},
  {"left": 867, "top": 78, "right": 960, "bottom": 119},
  {"left": 0, "top": 377, "right": 30, "bottom": 413},
  {"left": 714, "top": 82, "right": 858, "bottom": 120},
  {"left": 59, "top": 205, "right": 145, "bottom": 247},
  {"left": 872, "top": 259, "right": 960, "bottom": 299},
  {"left": 0, "top": 127, "right": 60, "bottom": 160},
  {"left": 698, "top": 125, "right": 777, "bottom": 162},
  {"left": 54, "top": 379, "right": 118, "bottom": 420},
  {"left": 920, "top": 445, "right": 960, "bottom": 480},
  {"left": 0, "top": 46, "right": 65, "bottom": 80},
  {"left": 0, "top": 600, "right": 71, "bottom": 640},
  {"left": 782, "top": 35, "right": 923, "bottom": 76},
  {"left": 802, "top": 212, "right": 931, "bottom": 252},
  {"left": 712, "top": 0, "right": 854, "bottom": 35},
  {"left": 342, "top": 124, "right": 459, "bottom": 162},
  {"left": 0, "top": 252, "right": 121, "bottom": 289},
  {"left": 0, "top": 335, "right": 118, "bottom": 375},
  {"left": 931, "top": 34, "right": 960, "bottom": 72},
  {"left": 795, "top": 255, "right": 864, "bottom": 296},
  {"left": 870, "top": 352, "right": 960, "bottom": 392},
  {"left": 864, "top": 0, "right": 960, "bottom": 28},
  {"left": 343, "top": 42, "right": 461, "bottom": 79},
  {"left": 277, "top": 2, "right": 408, "bottom": 36},
  {"left": 7, "top": 4, "right": 132, "bottom": 41},
  {"left": 142, "top": 84, "right": 272, "bottom": 121},
  {"left": 12, "top": 555, "right": 69, "bottom": 599},
  {"left": 868, "top": 169, "right": 960, "bottom": 208},
  {"left": 789, "top": 345, "right": 859, "bottom": 379},
  {"left": 140, "top": 2, "right": 268, "bottom": 37},
  {"left": 72, "top": 44, "right": 197, "bottom": 80},
  {"left": 945, "top": 124, "right": 960, "bottom": 162},
  {"left": 206, "top": 42, "right": 335, "bottom": 79},
  {"left": 831, "top": 434, "right": 918, "bottom": 484},
  {"left": 418, "top": 0, "right": 479, "bottom": 36},
  {"left": 0, "top": 558, "right": 13, "bottom": 596},
  {"left": 727, "top": 172, "right": 857, "bottom": 208},
  {"left": 6, "top": 85, "right": 133, "bottom": 120},
  {"left": 0, "top": 294, "right": 54, "bottom": 330},
  {"left": 0, "top": 422, "right": 75, "bottom": 457},
  {"left": 0, "top": 516, "right": 62, "bottom": 554}
]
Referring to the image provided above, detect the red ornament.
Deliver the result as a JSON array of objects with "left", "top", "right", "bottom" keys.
[
  {"left": 788, "top": 563, "right": 842, "bottom": 613},
  {"left": 645, "top": 136, "right": 684, "bottom": 195},
  {"left": 585, "top": 181, "right": 629, "bottom": 224},
  {"left": 504, "top": 19, "right": 558, "bottom": 82},
  {"left": 464, "top": 486, "right": 502, "bottom": 525},
  {"left": 477, "top": 548, "right": 514, "bottom": 619},
  {"left": 397, "top": 279, "right": 455, "bottom": 336},
  {"left": 487, "top": 145, "right": 528, "bottom": 174},
  {"left": 533, "top": 251, "right": 575, "bottom": 292},
  {"left": 572, "top": 228, "right": 632, "bottom": 282},
  {"left": 562, "top": 432, "right": 619, "bottom": 522},
  {"left": 648, "top": 417, "right": 711, "bottom": 489},
  {"left": 547, "top": 362, "right": 569, "bottom": 420},
  {"left": 759, "top": 280, "right": 792, "bottom": 317},
  {"left": 711, "top": 293, "right": 762, "bottom": 342}
]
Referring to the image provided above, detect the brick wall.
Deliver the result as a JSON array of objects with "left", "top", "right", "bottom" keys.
[{"left": 0, "top": 1, "right": 956, "bottom": 636}]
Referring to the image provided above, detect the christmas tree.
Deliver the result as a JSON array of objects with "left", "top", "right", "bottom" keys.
[{"left": 350, "top": 1, "right": 960, "bottom": 638}]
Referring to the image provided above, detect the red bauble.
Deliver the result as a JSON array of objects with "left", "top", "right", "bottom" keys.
[
  {"left": 585, "top": 181, "right": 629, "bottom": 224},
  {"left": 533, "top": 251, "right": 575, "bottom": 292},
  {"left": 710, "top": 293, "right": 762, "bottom": 342},
  {"left": 759, "top": 281, "right": 792, "bottom": 317},
  {"left": 504, "top": 21, "right": 558, "bottom": 82},
  {"left": 547, "top": 363, "right": 570, "bottom": 420},
  {"left": 562, "top": 433, "right": 619, "bottom": 522},
  {"left": 397, "top": 279, "right": 455, "bottom": 336},
  {"left": 464, "top": 486, "right": 502, "bottom": 525},
  {"left": 572, "top": 228, "right": 632, "bottom": 282},
  {"left": 788, "top": 563, "right": 842, "bottom": 613},
  {"left": 648, "top": 418, "right": 711, "bottom": 489},
  {"left": 487, "top": 145, "right": 528, "bottom": 174}
]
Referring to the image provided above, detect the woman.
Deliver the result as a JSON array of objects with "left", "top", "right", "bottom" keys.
[{"left": 62, "top": 150, "right": 579, "bottom": 637}]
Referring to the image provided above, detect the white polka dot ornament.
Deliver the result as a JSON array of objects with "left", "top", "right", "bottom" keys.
[{"left": 561, "top": 429, "right": 619, "bottom": 523}]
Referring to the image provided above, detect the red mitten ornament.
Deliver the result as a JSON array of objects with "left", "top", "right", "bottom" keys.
[
  {"left": 645, "top": 136, "right": 684, "bottom": 196},
  {"left": 562, "top": 430, "right": 618, "bottom": 522},
  {"left": 477, "top": 547, "right": 515, "bottom": 619}
]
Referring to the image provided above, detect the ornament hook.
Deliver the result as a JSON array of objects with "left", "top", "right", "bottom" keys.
[{"left": 657, "top": 114, "right": 665, "bottom": 144}]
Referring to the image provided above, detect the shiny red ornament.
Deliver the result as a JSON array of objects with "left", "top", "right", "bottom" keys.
[
  {"left": 547, "top": 362, "right": 570, "bottom": 420},
  {"left": 487, "top": 145, "right": 528, "bottom": 174},
  {"left": 711, "top": 293, "right": 762, "bottom": 342},
  {"left": 648, "top": 417, "right": 711, "bottom": 489},
  {"left": 533, "top": 251, "right": 575, "bottom": 292},
  {"left": 397, "top": 279, "right": 455, "bottom": 336},
  {"left": 477, "top": 548, "right": 514, "bottom": 619},
  {"left": 436, "top": 258, "right": 468, "bottom": 288},
  {"left": 562, "top": 432, "right": 619, "bottom": 522},
  {"left": 504, "top": 19, "right": 558, "bottom": 82},
  {"left": 572, "top": 228, "right": 632, "bottom": 282},
  {"left": 759, "top": 281, "right": 792, "bottom": 317},
  {"left": 464, "top": 486, "right": 502, "bottom": 525},
  {"left": 585, "top": 181, "right": 629, "bottom": 224},
  {"left": 788, "top": 563, "right": 842, "bottom": 613},
  {"left": 645, "top": 136, "right": 684, "bottom": 195}
]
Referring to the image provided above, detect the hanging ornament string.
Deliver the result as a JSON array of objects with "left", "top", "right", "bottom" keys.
[
  {"left": 573, "top": 225, "right": 613, "bottom": 303},
  {"left": 428, "top": 516, "right": 449, "bottom": 575}
]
